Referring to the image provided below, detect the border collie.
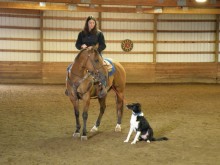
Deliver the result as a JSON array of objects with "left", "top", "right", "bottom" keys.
[{"left": 124, "top": 103, "right": 168, "bottom": 144}]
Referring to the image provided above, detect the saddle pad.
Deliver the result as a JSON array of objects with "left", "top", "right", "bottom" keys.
[{"left": 104, "top": 58, "right": 116, "bottom": 77}]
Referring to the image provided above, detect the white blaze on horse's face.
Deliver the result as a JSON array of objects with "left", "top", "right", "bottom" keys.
[{"left": 84, "top": 48, "right": 108, "bottom": 87}]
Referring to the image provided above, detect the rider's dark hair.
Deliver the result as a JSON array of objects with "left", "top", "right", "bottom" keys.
[{"left": 83, "top": 15, "right": 98, "bottom": 35}]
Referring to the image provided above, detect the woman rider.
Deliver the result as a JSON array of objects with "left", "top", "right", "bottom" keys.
[{"left": 75, "top": 16, "right": 106, "bottom": 56}]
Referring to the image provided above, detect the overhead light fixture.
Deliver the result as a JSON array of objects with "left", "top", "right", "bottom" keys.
[
  {"left": 177, "top": 0, "right": 186, "bottom": 6},
  {"left": 154, "top": 7, "right": 163, "bottom": 13},
  {"left": 145, "top": 6, "right": 153, "bottom": 9},
  {"left": 39, "top": 2, "right": 46, "bottom": 7},
  {"left": 136, "top": 5, "right": 142, "bottom": 13},
  {"left": 210, "top": 0, "right": 216, "bottom": 4},
  {"left": 89, "top": 4, "right": 95, "bottom": 8},
  {"left": 195, "top": 0, "right": 207, "bottom": 2},
  {"left": 68, "top": 4, "right": 77, "bottom": 11},
  {"left": 81, "top": 0, "right": 91, "bottom": 3}
]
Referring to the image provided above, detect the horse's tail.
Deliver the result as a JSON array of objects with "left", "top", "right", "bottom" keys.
[{"left": 152, "top": 137, "right": 168, "bottom": 141}]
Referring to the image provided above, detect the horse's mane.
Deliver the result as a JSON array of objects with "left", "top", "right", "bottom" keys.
[
  {"left": 75, "top": 48, "right": 87, "bottom": 61},
  {"left": 74, "top": 47, "right": 100, "bottom": 61}
]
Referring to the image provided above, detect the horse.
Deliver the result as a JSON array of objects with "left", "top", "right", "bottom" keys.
[{"left": 65, "top": 47, "right": 126, "bottom": 140}]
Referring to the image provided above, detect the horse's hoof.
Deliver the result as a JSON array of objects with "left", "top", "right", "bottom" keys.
[
  {"left": 81, "top": 136, "right": 88, "bottom": 141},
  {"left": 90, "top": 125, "right": 98, "bottom": 132},
  {"left": 73, "top": 132, "right": 80, "bottom": 138},
  {"left": 115, "top": 124, "right": 121, "bottom": 132}
]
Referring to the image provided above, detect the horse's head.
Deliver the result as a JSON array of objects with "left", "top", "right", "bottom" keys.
[{"left": 76, "top": 46, "right": 108, "bottom": 97}]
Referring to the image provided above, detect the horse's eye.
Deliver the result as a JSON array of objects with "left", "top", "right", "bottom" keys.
[{"left": 95, "top": 59, "right": 99, "bottom": 63}]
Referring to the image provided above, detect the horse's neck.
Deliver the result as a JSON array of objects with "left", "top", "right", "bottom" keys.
[{"left": 71, "top": 62, "right": 85, "bottom": 77}]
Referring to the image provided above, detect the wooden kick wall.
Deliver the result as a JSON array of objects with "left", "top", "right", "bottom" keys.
[
  {"left": 0, "top": 62, "right": 219, "bottom": 84},
  {"left": 0, "top": 9, "right": 220, "bottom": 84}
]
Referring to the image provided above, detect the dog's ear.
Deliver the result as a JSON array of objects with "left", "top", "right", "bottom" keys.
[{"left": 137, "top": 103, "right": 141, "bottom": 111}]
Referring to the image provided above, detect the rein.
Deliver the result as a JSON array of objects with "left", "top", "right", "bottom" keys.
[
  {"left": 66, "top": 48, "right": 107, "bottom": 99},
  {"left": 83, "top": 53, "right": 106, "bottom": 78},
  {"left": 81, "top": 51, "right": 107, "bottom": 87},
  {"left": 66, "top": 64, "right": 93, "bottom": 98},
  {"left": 111, "top": 85, "right": 128, "bottom": 105}
]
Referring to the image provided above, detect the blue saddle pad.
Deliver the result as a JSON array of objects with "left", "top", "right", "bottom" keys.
[{"left": 104, "top": 58, "right": 116, "bottom": 77}]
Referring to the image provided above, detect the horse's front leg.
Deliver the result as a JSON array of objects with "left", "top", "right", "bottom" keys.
[
  {"left": 115, "top": 91, "right": 124, "bottom": 132},
  {"left": 90, "top": 96, "right": 106, "bottom": 132},
  {"left": 71, "top": 99, "right": 81, "bottom": 138},
  {"left": 81, "top": 95, "right": 90, "bottom": 140}
]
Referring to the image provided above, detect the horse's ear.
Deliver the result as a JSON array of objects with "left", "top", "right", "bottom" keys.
[
  {"left": 75, "top": 49, "right": 85, "bottom": 59},
  {"left": 94, "top": 43, "right": 99, "bottom": 50},
  {"left": 90, "top": 46, "right": 100, "bottom": 56}
]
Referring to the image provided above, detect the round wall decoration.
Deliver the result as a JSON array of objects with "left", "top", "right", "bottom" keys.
[{"left": 121, "top": 39, "right": 133, "bottom": 52}]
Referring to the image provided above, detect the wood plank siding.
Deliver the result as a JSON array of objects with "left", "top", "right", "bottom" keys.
[{"left": 0, "top": 62, "right": 219, "bottom": 84}]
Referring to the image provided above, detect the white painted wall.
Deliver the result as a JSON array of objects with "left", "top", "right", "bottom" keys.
[
  {"left": 0, "top": 15, "right": 40, "bottom": 61},
  {"left": 157, "top": 14, "right": 216, "bottom": 62},
  {"left": 0, "top": 11, "right": 219, "bottom": 62},
  {"left": 43, "top": 11, "right": 98, "bottom": 62},
  {"left": 101, "top": 13, "right": 153, "bottom": 62}
]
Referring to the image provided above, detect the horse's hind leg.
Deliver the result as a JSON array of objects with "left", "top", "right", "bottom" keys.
[
  {"left": 115, "top": 91, "right": 124, "bottom": 132},
  {"left": 90, "top": 97, "right": 106, "bottom": 132}
]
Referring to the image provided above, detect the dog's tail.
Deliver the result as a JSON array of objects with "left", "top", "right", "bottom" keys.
[{"left": 152, "top": 137, "right": 168, "bottom": 141}]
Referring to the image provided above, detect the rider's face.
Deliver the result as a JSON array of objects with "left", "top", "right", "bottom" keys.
[{"left": 88, "top": 20, "right": 96, "bottom": 31}]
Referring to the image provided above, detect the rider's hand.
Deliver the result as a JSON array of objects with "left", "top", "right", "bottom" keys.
[{"left": 81, "top": 44, "right": 87, "bottom": 49}]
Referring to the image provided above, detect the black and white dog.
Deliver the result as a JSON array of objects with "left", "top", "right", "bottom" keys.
[{"left": 124, "top": 103, "right": 168, "bottom": 144}]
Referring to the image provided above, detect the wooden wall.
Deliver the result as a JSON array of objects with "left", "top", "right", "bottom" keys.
[
  {"left": 154, "top": 63, "right": 219, "bottom": 83},
  {"left": 0, "top": 61, "right": 219, "bottom": 84},
  {"left": 0, "top": 10, "right": 219, "bottom": 84},
  {"left": 0, "top": 61, "right": 42, "bottom": 84}
]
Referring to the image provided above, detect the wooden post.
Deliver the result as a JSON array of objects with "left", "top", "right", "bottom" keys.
[
  {"left": 40, "top": 11, "right": 43, "bottom": 62},
  {"left": 98, "top": 6, "right": 102, "bottom": 30},
  {"left": 153, "top": 14, "right": 158, "bottom": 63},
  {"left": 215, "top": 14, "right": 219, "bottom": 63}
]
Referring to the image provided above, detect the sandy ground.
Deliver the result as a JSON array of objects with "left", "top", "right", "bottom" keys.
[{"left": 0, "top": 83, "right": 220, "bottom": 165}]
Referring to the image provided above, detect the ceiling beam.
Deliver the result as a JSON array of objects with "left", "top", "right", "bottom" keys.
[
  {"left": 160, "top": 7, "right": 220, "bottom": 14},
  {"left": 1, "top": 2, "right": 136, "bottom": 12},
  {"left": 0, "top": 8, "right": 41, "bottom": 14},
  {"left": 0, "top": 1, "right": 220, "bottom": 14},
  {"left": 16, "top": 0, "right": 220, "bottom": 7}
]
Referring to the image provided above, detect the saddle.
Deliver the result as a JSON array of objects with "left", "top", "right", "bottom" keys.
[{"left": 104, "top": 58, "right": 116, "bottom": 77}]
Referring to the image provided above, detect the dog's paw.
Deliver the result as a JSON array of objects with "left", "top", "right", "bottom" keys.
[
  {"left": 124, "top": 139, "right": 129, "bottom": 143},
  {"left": 131, "top": 141, "right": 136, "bottom": 144}
]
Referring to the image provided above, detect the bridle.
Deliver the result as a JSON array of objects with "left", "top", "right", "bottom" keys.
[
  {"left": 81, "top": 49, "right": 107, "bottom": 87},
  {"left": 66, "top": 64, "right": 93, "bottom": 98},
  {"left": 66, "top": 48, "right": 108, "bottom": 99}
]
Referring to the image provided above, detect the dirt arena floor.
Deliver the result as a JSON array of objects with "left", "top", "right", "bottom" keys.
[{"left": 0, "top": 83, "right": 220, "bottom": 165}]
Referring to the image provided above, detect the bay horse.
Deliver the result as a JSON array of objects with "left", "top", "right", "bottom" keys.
[{"left": 65, "top": 47, "right": 126, "bottom": 140}]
